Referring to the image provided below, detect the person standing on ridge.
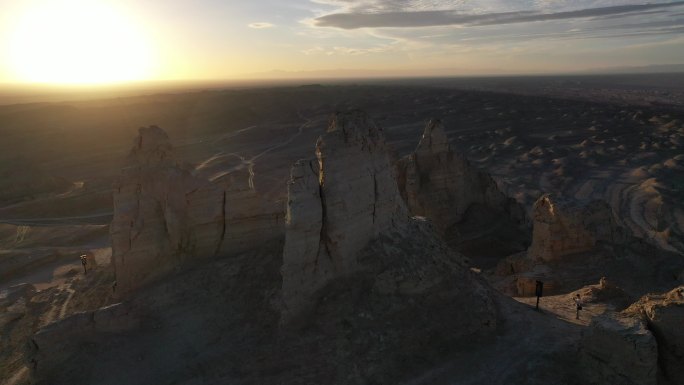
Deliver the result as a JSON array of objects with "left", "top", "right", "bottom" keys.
[
  {"left": 80, "top": 254, "right": 88, "bottom": 275},
  {"left": 574, "top": 293, "right": 583, "bottom": 320}
]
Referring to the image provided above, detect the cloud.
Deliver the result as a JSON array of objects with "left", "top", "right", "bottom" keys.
[
  {"left": 248, "top": 22, "right": 275, "bottom": 29},
  {"left": 313, "top": 2, "right": 684, "bottom": 29}
]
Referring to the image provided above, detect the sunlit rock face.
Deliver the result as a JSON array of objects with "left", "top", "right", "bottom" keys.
[
  {"left": 396, "top": 119, "right": 528, "bottom": 249},
  {"left": 281, "top": 111, "right": 410, "bottom": 321},
  {"left": 110, "top": 126, "right": 282, "bottom": 297},
  {"left": 528, "top": 194, "right": 624, "bottom": 261},
  {"left": 280, "top": 112, "right": 498, "bottom": 340}
]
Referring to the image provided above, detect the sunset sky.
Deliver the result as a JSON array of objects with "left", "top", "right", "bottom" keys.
[{"left": 1, "top": 0, "right": 684, "bottom": 84}]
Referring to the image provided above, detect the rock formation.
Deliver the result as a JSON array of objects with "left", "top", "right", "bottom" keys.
[
  {"left": 281, "top": 111, "right": 498, "bottom": 338},
  {"left": 626, "top": 286, "right": 684, "bottom": 382},
  {"left": 580, "top": 314, "right": 658, "bottom": 385},
  {"left": 396, "top": 119, "right": 528, "bottom": 251},
  {"left": 527, "top": 194, "right": 624, "bottom": 261},
  {"left": 579, "top": 286, "right": 684, "bottom": 385},
  {"left": 281, "top": 111, "right": 411, "bottom": 322},
  {"left": 110, "top": 126, "right": 283, "bottom": 296}
]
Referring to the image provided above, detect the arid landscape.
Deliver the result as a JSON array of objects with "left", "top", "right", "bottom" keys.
[{"left": 1, "top": 75, "right": 684, "bottom": 385}]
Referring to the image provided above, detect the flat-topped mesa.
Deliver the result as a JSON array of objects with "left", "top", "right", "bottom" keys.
[
  {"left": 397, "top": 119, "right": 527, "bottom": 235},
  {"left": 111, "top": 126, "right": 282, "bottom": 297},
  {"left": 528, "top": 194, "right": 623, "bottom": 261}
]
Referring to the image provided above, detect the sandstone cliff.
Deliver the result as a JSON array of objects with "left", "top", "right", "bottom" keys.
[
  {"left": 528, "top": 194, "right": 624, "bottom": 261},
  {"left": 110, "top": 126, "right": 283, "bottom": 296}
]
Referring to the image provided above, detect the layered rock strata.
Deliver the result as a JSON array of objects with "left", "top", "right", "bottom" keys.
[
  {"left": 281, "top": 112, "right": 497, "bottom": 335},
  {"left": 110, "top": 126, "right": 282, "bottom": 296},
  {"left": 528, "top": 194, "right": 624, "bottom": 261},
  {"left": 396, "top": 119, "right": 527, "bottom": 237}
]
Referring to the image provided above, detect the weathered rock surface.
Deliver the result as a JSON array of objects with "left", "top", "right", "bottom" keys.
[
  {"left": 28, "top": 303, "right": 140, "bottom": 382},
  {"left": 579, "top": 313, "right": 658, "bottom": 385},
  {"left": 627, "top": 286, "right": 684, "bottom": 383},
  {"left": 397, "top": 120, "right": 526, "bottom": 233},
  {"left": 110, "top": 126, "right": 283, "bottom": 296},
  {"left": 281, "top": 111, "right": 498, "bottom": 344},
  {"left": 281, "top": 111, "right": 411, "bottom": 322},
  {"left": 528, "top": 194, "right": 624, "bottom": 261}
]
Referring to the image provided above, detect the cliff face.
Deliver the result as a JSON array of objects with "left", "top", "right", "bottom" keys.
[
  {"left": 110, "top": 126, "right": 282, "bottom": 297},
  {"left": 281, "top": 111, "right": 410, "bottom": 322},
  {"left": 528, "top": 194, "right": 624, "bottom": 261},
  {"left": 396, "top": 120, "right": 528, "bottom": 253},
  {"left": 281, "top": 112, "right": 498, "bottom": 340}
]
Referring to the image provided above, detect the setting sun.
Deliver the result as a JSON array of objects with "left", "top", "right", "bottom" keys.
[{"left": 6, "top": 0, "right": 154, "bottom": 84}]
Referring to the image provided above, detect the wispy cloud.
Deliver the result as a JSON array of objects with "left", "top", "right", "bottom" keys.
[
  {"left": 313, "top": 2, "right": 684, "bottom": 29},
  {"left": 248, "top": 22, "right": 275, "bottom": 29}
]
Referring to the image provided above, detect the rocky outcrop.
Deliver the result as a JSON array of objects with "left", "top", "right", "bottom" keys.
[
  {"left": 280, "top": 111, "right": 498, "bottom": 342},
  {"left": 579, "top": 313, "right": 658, "bottom": 385},
  {"left": 627, "top": 286, "right": 684, "bottom": 383},
  {"left": 110, "top": 126, "right": 283, "bottom": 297},
  {"left": 528, "top": 194, "right": 624, "bottom": 261},
  {"left": 396, "top": 120, "right": 528, "bottom": 251},
  {"left": 580, "top": 287, "right": 684, "bottom": 385},
  {"left": 281, "top": 111, "right": 410, "bottom": 322}
]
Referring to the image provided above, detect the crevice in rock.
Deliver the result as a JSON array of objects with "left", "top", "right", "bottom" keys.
[
  {"left": 317, "top": 182, "right": 333, "bottom": 260},
  {"left": 214, "top": 190, "right": 227, "bottom": 256},
  {"left": 372, "top": 173, "right": 377, "bottom": 225}
]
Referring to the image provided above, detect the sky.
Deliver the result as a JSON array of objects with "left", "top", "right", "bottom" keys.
[{"left": 1, "top": 0, "right": 684, "bottom": 83}]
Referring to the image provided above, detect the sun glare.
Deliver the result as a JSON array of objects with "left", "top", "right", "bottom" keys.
[{"left": 6, "top": 0, "right": 154, "bottom": 84}]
